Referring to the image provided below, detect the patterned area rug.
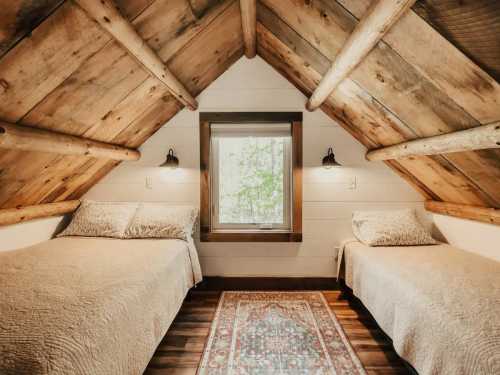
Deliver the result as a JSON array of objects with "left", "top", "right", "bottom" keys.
[{"left": 198, "top": 292, "right": 366, "bottom": 374}]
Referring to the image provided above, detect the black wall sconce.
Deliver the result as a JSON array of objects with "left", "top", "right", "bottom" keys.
[
  {"left": 322, "top": 147, "right": 341, "bottom": 169},
  {"left": 160, "top": 149, "right": 179, "bottom": 169}
]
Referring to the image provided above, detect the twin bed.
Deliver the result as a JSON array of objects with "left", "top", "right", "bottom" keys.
[
  {"left": 0, "top": 236, "right": 201, "bottom": 374},
  {"left": 338, "top": 241, "right": 500, "bottom": 375}
]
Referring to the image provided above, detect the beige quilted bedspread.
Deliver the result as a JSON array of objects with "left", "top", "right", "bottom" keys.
[
  {"left": 0, "top": 237, "right": 200, "bottom": 375},
  {"left": 338, "top": 241, "right": 500, "bottom": 375}
]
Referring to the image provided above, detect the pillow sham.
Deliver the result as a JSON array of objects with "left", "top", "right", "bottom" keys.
[
  {"left": 58, "top": 200, "right": 138, "bottom": 238},
  {"left": 352, "top": 209, "right": 436, "bottom": 246},
  {"left": 124, "top": 204, "right": 198, "bottom": 240}
]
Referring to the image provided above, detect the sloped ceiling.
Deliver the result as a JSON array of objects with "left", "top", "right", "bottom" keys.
[{"left": 0, "top": 0, "right": 499, "bottom": 210}]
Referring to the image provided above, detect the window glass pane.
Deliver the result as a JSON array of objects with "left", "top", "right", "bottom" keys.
[{"left": 218, "top": 136, "right": 287, "bottom": 224}]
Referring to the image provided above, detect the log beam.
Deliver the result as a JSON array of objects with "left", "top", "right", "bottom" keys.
[
  {"left": 75, "top": 0, "right": 198, "bottom": 110},
  {"left": 425, "top": 201, "right": 500, "bottom": 226},
  {"left": 0, "top": 200, "right": 81, "bottom": 226},
  {"left": 306, "top": 0, "right": 416, "bottom": 111},
  {"left": 366, "top": 122, "right": 500, "bottom": 161},
  {"left": 0, "top": 121, "right": 141, "bottom": 161},
  {"left": 240, "top": 0, "right": 256, "bottom": 58}
]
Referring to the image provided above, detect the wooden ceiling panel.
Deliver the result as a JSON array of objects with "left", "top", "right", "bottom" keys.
[
  {"left": 0, "top": 0, "right": 64, "bottom": 58},
  {"left": 413, "top": 0, "right": 500, "bottom": 83},
  {"left": 256, "top": 5, "right": 496, "bottom": 207},
  {"left": 23, "top": 43, "right": 148, "bottom": 136},
  {"left": 337, "top": 0, "right": 500, "bottom": 124},
  {"left": 61, "top": 1, "right": 245, "bottom": 201},
  {"left": 0, "top": 0, "right": 498, "bottom": 218},
  {"left": 0, "top": 2, "right": 110, "bottom": 123},
  {"left": 259, "top": 0, "right": 499, "bottom": 207},
  {"left": 0, "top": 0, "right": 243, "bottom": 209}
]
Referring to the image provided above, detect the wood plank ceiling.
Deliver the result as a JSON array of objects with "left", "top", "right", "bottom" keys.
[{"left": 0, "top": 0, "right": 499, "bottom": 212}]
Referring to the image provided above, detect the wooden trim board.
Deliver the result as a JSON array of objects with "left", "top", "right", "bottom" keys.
[
  {"left": 195, "top": 276, "right": 338, "bottom": 290},
  {"left": 200, "top": 112, "right": 303, "bottom": 242}
]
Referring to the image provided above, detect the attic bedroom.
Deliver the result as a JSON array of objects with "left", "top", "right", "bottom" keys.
[{"left": 0, "top": 0, "right": 499, "bottom": 374}]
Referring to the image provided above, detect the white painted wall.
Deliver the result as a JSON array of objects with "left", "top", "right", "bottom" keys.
[
  {"left": 0, "top": 216, "right": 65, "bottom": 252},
  {"left": 85, "top": 57, "right": 424, "bottom": 276},
  {"left": 432, "top": 214, "right": 500, "bottom": 262}
]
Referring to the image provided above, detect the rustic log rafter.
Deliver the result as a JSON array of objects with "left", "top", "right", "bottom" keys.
[
  {"left": 0, "top": 200, "right": 81, "bottom": 226},
  {"left": 0, "top": 121, "right": 141, "bottom": 161},
  {"left": 240, "top": 0, "right": 257, "bottom": 58},
  {"left": 74, "top": 0, "right": 198, "bottom": 110},
  {"left": 425, "top": 201, "right": 500, "bottom": 226},
  {"left": 366, "top": 122, "right": 500, "bottom": 161},
  {"left": 306, "top": 0, "right": 417, "bottom": 111}
]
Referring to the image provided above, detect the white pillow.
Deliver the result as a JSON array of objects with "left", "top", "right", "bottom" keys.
[
  {"left": 124, "top": 204, "right": 198, "bottom": 240},
  {"left": 352, "top": 209, "right": 436, "bottom": 246},
  {"left": 58, "top": 200, "right": 138, "bottom": 238}
]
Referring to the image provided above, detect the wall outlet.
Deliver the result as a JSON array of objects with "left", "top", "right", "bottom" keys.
[
  {"left": 349, "top": 177, "right": 357, "bottom": 191},
  {"left": 145, "top": 176, "right": 153, "bottom": 189}
]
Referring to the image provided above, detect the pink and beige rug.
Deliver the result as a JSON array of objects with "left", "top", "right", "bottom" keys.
[{"left": 198, "top": 292, "right": 366, "bottom": 374}]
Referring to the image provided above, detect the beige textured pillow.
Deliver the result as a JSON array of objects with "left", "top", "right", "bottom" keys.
[
  {"left": 58, "top": 201, "right": 138, "bottom": 238},
  {"left": 352, "top": 209, "right": 436, "bottom": 246},
  {"left": 124, "top": 204, "right": 198, "bottom": 240}
]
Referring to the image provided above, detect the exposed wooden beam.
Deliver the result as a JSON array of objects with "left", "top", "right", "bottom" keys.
[
  {"left": 306, "top": 0, "right": 416, "bottom": 111},
  {"left": 0, "top": 121, "right": 140, "bottom": 161},
  {"left": 0, "top": 200, "right": 80, "bottom": 226},
  {"left": 74, "top": 0, "right": 198, "bottom": 110},
  {"left": 366, "top": 122, "right": 500, "bottom": 161},
  {"left": 240, "top": 0, "right": 256, "bottom": 58},
  {"left": 425, "top": 201, "right": 500, "bottom": 226}
]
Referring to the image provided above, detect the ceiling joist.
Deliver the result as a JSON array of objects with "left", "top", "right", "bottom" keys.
[
  {"left": 306, "top": 0, "right": 416, "bottom": 111},
  {"left": 0, "top": 200, "right": 80, "bottom": 227},
  {"left": 0, "top": 121, "right": 140, "bottom": 161},
  {"left": 425, "top": 201, "right": 500, "bottom": 226},
  {"left": 240, "top": 0, "right": 257, "bottom": 58},
  {"left": 366, "top": 122, "right": 500, "bottom": 161},
  {"left": 74, "top": 0, "right": 198, "bottom": 111}
]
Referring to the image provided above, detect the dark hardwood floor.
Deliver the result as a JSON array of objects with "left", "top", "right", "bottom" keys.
[{"left": 145, "top": 284, "right": 411, "bottom": 374}]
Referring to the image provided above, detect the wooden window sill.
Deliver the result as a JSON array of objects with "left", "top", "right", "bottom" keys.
[{"left": 200, "top": 231, "right": 302, "bottom": 242}]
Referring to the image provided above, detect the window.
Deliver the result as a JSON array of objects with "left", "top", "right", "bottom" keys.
[
  {"left": 212, "top": 123, "right": 292, "bottom": 231},
  {"left": 200, "top": 112, "right": 302, "bottom": 242}
]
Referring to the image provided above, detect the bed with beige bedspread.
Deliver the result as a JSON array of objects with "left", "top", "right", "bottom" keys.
[
  {"left": 0, "top": 236, "right": 201, "bottom": 375},
  {"left": 338, "top": 240, "right": 500, "bottom": 375}
]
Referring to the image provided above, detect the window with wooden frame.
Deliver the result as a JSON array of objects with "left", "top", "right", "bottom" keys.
[{"left": 200, "top": 112, "right": 302, "bottom": 242}]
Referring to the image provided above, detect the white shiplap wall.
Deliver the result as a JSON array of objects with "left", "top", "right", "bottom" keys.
[{"left": 85, "top": 57, "right": 424, "bottom": 276}]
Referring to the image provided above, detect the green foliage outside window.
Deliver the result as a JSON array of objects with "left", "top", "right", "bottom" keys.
[{"left": 219, "top": 137, "right": 286, "bottom": 224}]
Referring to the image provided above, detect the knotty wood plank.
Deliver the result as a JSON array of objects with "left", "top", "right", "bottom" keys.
[
  {"left": 0, "top": 0, "right": 64, "bottom": 58},
  {"left": 306, "top": 0, "right": 417, "bottom": 111},
  {"left": 0, "top": 2, "right": 110, "bottom": 122},
  {"left": 256, "top": 17, "right": 478, "bottom": 203},
  {"left": 339, "top": 0, "right": 500, "bottom": 124},
  {"left": 75, "top": 0, "right": 198, "bottom": 110},
  {"left": 259, "top": 0, "right": 500, "bottom": 206},
  {"left": 59, "top": 2, "right": 244, "bottom": 202},
  {"left": 0, "top": 0, "right": 243, "bottom": 209}
]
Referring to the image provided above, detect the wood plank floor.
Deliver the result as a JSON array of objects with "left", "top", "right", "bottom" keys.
[{"left": 145, "top": 290, "right": 411, "bottom": 374}]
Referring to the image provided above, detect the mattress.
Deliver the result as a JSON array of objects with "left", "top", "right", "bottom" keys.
[
  {"left": 338, "top": 240, "right": 500, "bottom": 375},
  {"left": 0, "top": 236, "right": 200, "bottom": 375}
]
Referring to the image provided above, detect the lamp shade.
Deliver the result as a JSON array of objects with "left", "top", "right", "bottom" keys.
[
  {"left": 160, "top": 149, "right": 179, "bottom": 168},
  {"left": 322, "top": 147, "right": 341, "bottom": 168}
]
